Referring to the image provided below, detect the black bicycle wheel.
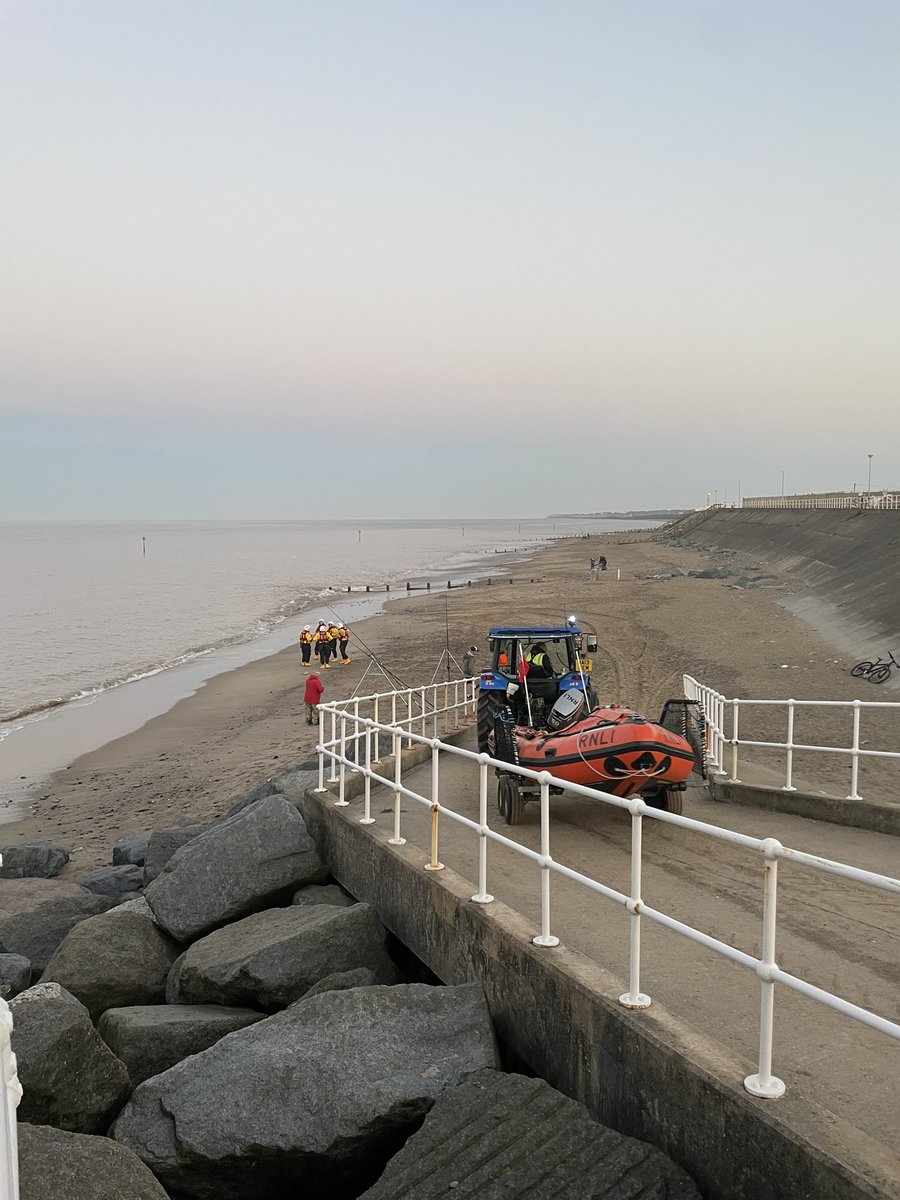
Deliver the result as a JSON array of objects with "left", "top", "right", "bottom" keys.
[
  {"left": 850, "top": 662, "right": 872, "bottom": 679},
  {"left": 869, "top": 665, "right": 890, "bottom": 685}
]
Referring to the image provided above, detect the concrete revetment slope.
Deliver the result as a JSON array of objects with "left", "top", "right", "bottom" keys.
[{"left": 665, "top": 508, "right": 900, "bottom": 654}]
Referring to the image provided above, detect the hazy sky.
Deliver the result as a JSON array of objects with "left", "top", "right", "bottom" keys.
[{"left": 2, "top": 1, "right": 898, "bottom": 517}]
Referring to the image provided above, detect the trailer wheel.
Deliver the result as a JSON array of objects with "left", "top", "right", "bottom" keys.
[
  {"left": 497, "top": 775, "right": 526, "bottom": 825},
  {"left": 477, "top": 691, "right": 506, "bottom": 753},
  {"left": 646, "top": 786, "right": 683, "bottom": 816}
]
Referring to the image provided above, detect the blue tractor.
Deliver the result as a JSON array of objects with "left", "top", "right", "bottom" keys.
[{"left": 476, "top": 620, "right": 598, "bottom": 752}]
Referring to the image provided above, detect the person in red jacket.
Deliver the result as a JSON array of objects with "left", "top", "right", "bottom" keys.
[{"left": 304, "top": 671, "right": 324, "bottom": 725}]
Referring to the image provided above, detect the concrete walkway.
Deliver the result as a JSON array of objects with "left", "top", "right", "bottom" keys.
[{"left": 349, "top": 730, "right": 900, "bottom": 1154}]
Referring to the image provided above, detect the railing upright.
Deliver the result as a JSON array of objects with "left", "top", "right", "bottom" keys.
[
  {"left": 619, "top": 800, "right": 651, "bottom": 1009},
  {"left": 0, "top": 997, "right": 20, "bottom": 1200},
  {"left": 783, "top": 701, "right": 796, "bottom": 791},
  {"left": 472, "top": 755, "right": 494, "bottom": 904},
  {"left": 328, "top": 709, "right": 338, "bottom": 782},
  {"left": 337, "top": 714, "right": 349, "bottom": 806},
  {"left": 848, "top": 700, "right": 862, "bottom": 800},
  {"left": 730, "top": 701, "right": 741, "bottom": 783},
  {"left": 420, "top": 686, "right": 427, "bottom": 737},
  {"left": 533, "top": 773, "right": 560, "bottom": 948},
  {"left": 744, "top": 840, "right": 786, "bottom": 1098},
  {"left": 360, "top": 719, "right": 375, "bottom": 825},
  {"left": 316, "top": 707, "right": 326, "bottom": 792},
  {"left": 352, "top": 698, "right": 361, "bottom": 768},
  {"left": 425, "top": 741, "right": 444, "bottom": 872},
  {"left": 372, "top": 696, "right": 380, "bottom": 762},
  {"left": 389, "top": 728, "right": 405, "bottom": 846}
]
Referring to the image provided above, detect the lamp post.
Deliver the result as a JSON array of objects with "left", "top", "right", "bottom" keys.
[{"left": 867, "top": 454, "right": 873, "bottom": 494}]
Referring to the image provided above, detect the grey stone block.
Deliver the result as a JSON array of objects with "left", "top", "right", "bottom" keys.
[
  {"left": 0, "top": 841, "right": 69, "bottom": 879},
  {"left": 0, "top": 878, "right": 113, "bottom": 972},
  {"left": 17, "top": 1123, "right": 169, "bottom": 1199}
]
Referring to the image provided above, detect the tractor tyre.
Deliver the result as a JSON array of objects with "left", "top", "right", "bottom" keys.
[
  {"left": 497, "top": 775, "right": 526, "bottom": 826},
  {"left": 646, "top": 787, "right": 683, "bottom": 816},
  {"left": 477, "top": 691, "right": 506, "bottom": 753}
]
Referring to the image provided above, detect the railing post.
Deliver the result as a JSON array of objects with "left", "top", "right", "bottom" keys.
[
  {"left": 352, "top": 698, "right": 361, "bottom": 769},
  {"left": 744, "top": 839, "right": 786, "bottom": 1098},
  {"left": 783, "top": 700, "right": 797, "bottom": 791},
  {"left": 0, "top": 996, "right": 21, "bottom": 1200},
  {"left": 359, "top": 718, "right": 375, "bottom": 825},
  {"left": 443, "top": 682, "right": 449, "bottom": 733},
  {"left": 336, "top": 714, "right": 349, "bottom": 806},
  {"left": 619, "top": 799, "right": 651, "bottom": 1009},
  {"left": 424, "top": 741, "right": 444, "bottom": 871},
  {"left": 372, "top": 696, "right": 381, "bottom": 763},
  {"left": 391, "top": 692, "right": 397, "bottom": 729},
  {"left": 847, "top": 699, "right": 862, "bottom": 800},
  {"left": 328, "top": 709, "right": 339, "bottom": 782},
  {"left": 315, "top": 706, "right": 327, "bottom": 792},
  {"left": 432, "top": 686, "right": 439, "bottom": 737},
  {"left": 533, "top": 773, "right": 560, "bottom": 948},
  {"left": 420, "top": 686, "right": 427, "bottom": 737},
  {"left": 472, "top": 755, "right": 494, "bottom": 903},
  {"left": 730, "top": 701, "right": 741, "bottom": 783},
  {"left": 389, "top": 728, "right": 406, "bottom": 845}
]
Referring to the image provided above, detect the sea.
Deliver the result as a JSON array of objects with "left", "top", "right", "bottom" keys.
[{"left": 0, "top": 517, "right": 654, "bottom": 810}]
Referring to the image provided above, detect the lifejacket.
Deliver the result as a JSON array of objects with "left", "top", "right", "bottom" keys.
[
  {"left": 314, "top": 629, "right": 329, "bottom": 644},
  {"left": 298, "top": 631, "right": 313, "bottom": 644},
  {"left": 338, "top": 626, "right": 350, "bottom": 640}
]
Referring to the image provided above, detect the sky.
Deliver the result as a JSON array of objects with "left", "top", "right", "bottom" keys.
[{"left": 1, "top": 1, "right": 898, "bottom": 518}]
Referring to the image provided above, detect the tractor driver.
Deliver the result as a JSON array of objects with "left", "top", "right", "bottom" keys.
[{"left": 522, "top": 642, "right": 558, "bottom": 718}]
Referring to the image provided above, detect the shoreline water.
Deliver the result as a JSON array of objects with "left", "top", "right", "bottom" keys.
[{"left": 0, "top": 539, "right": 543, "bottom": 812}]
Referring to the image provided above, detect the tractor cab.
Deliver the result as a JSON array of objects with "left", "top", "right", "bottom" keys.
[{"left": 476, "top": 621, "right": 598, "bottom": 750}]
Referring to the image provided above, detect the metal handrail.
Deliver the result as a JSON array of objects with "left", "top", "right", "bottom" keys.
[
  {"left": 684, "top": 675, "right": 900, "bottom": 799},
  {"left": 314, "top": 683, "right": 900, "bottom": 1102}
]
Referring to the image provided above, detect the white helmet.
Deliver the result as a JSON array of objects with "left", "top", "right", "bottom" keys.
[{"left": 304, "top": 625, "right": 311, "bottom": 631}]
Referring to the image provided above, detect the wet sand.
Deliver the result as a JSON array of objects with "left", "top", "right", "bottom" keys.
[{"left": 3, "top": 534, "right": 891, "bottom": 875}]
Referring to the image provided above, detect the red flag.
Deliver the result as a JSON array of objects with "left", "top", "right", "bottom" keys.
[{"left": 517, "top": 647, "right": 529, "bottom": 683}]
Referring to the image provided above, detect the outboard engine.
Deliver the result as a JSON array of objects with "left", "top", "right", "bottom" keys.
[{"left": 546, "top": 689, "right": 586, "bottom": 731}]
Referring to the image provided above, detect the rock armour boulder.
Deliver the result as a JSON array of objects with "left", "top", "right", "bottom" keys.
[
  {"left": 98, "top": 1003, "right": 265, "bottom": 1086},
  {"left": 0, "top": 841, "right": 69, "bottom": 879},
  {"left": 166, "top": 902, "right": 396, "bottom": 1010},
  {"left": 142, "top": 821, "right": 207, "bottom": 885},
  {"left": 0, "top": 878, "right": 113, "bottom": 972},
  {"left": 17, "top": 1123, "right": 169, "bottom": 1200},
  {"left": 0, "top": 952, "right": 32, "bottom": 998},
  {"left": 112, "top": 831, "right": 152, "bottom": 866},
  {"left": 112, "top": 982, "right": 499, "bottom": 1200},
  {"left": 145, "top": 796, "right": 327, "bottom": 942},
  {"left": 41, "top": 910, "right": 180, "bottom": 1021},
  {"left": 292, "top": 882, "right": 356, "bottom": 907},
  {"left": 360, "top": 1069, "right": 701, "bottom": 1199},
  {"left": 11, "top": 983, "right": 131, "bottom": 1133},
  {"left": 78, "top": 864, "right": 145, "bottom": 900}
]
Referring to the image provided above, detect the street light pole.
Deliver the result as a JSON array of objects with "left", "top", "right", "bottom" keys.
[{"left": 867, "top": 454, "right": 873, "bottom": 494}]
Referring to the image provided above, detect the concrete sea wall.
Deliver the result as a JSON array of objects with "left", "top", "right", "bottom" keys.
[
  {"left": 279, "top": 765, "right": 900, "bottom": 1200},
  {"left": 666, "top": 508, "right": 900, "bottom": 655}
]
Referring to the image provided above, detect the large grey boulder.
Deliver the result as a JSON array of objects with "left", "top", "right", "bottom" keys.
[
  {"left": 220, "top": 778, "right": 277, "bottom": 820},
  {"left": 112, "top": 830, "right": 152, "bottom": 866},
  {"left": 0, "top": 953, "right": 32, "bottom": 999},
  {"left": 142, "top": 820, "right": 207, "bottom": 885},
  {"left": 98, "top": 1003, "right": 266, "bottom": 1086},
  {"left": 41, "top": 911, "right": 180, "bottom": 1021},
  {"left": 0, "top": 841, "right": 69, "bottom": 879},
  {"left": 17, "top": 1123, "right": 169, "bottom": 1200},
  {"left": 11, "top": 983, "right": 131, "bottom": 1133},
  {"left": 78, "top": 864, "right": 144, "bottom": 900},
  {"left": 112, "top": 982, "right": 499, "bottom": 1200},
  {"left": 0, "top": 878, "right": 113, "bottom": 972},
  {"left": 166, "top": 902, "right": 396, "bottom": 1010},
  {"left": 292, "top": 881, "right": 356, "bottom": 907},
  {"left": 113, "top": 895, "right": 157, "bottom": 922},
  {"left": 301, "top": 968, "right": 377, "bottom": 1000},
  {"left": 145, "top": 796, "right": 327, "bottom": 942},
  {"left": 360, "top": 1069, "right": 701, "bottom": 1199}
]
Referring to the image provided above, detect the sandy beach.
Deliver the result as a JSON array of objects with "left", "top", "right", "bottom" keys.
[{"left": 4, "top": 532, "right": 891, "bottom": 876}]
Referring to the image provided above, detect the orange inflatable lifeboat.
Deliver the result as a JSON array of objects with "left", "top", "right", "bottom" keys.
[{"left": 489, "top": 690, "right": 703, "bottom": 821}]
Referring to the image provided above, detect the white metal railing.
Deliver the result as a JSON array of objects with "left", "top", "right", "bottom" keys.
[
  {"left": 684, "top": 674, "right": 900, "bottom": 800},
  {"left": 743, "top": 493, "right": 900, "bottom": 510},
  {"left": 0, "top": 860, "right": 22, "bottom": 1200},
  {"left": 314, "top": 685, "right": 900, "bottom": 1102}
]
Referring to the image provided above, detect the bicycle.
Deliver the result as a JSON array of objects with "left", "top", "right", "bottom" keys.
[{"left": 850, "top": 651, "right": 900, "bottom": 685}]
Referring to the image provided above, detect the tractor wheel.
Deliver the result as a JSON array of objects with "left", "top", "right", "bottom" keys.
[
  {"left": 497, "top": 775, "right": 526, "bottom": 825},
  {"left": 646, "top": 787, "right": 683, "bottom": 816},
  {"left": 477, "top": 691, "right": 506, "bottom": 753},
  {"left": 660, "top": 698, "right": 707, "bottom": 780}
]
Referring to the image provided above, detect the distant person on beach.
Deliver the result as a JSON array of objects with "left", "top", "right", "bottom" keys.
[
  {"left": 298, "top": 625, "right": 313, "bottom": 667},
  {"left": 462, "top": 645, "right": 478, "bottom": 677},
  {"left": 337, "top": 623, "right": 351, "bottom": 664},
  {"left": 304, "top": 671, "right": 324, "bottom": 724},
  {"left": 598, "top": 555, "right": 607, "bottom": 571}
]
